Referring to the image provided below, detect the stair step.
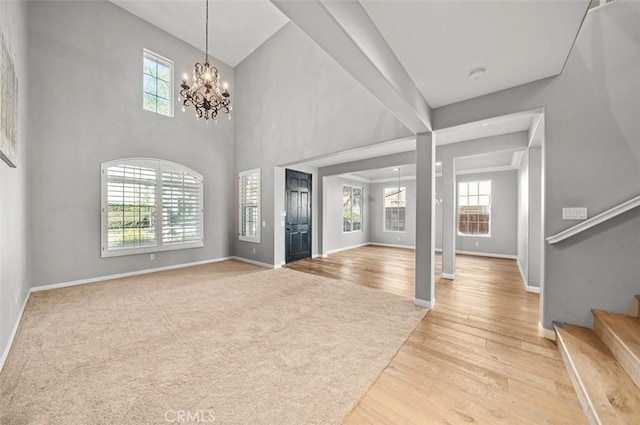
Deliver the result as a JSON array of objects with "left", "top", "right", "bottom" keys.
[
  {"left": 555, "top": 323, "right": 640, "bottom": 425},
  {"left": 593, "top": 309, "right": 640, "bottom": 389}
]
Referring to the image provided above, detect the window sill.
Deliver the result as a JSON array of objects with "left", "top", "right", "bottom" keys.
[
  {"left": 239, "top": 236, "right": 261, "bottom": 244},
  {"left": 101, "top": 240, "right": 204, "bottom": 258},
  {"left": 457, "top": 233, "right": 491, "bottom": 238}
]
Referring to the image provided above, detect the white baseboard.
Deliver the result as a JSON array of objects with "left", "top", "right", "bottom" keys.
[
  {"left": 367, "top": 242, "right": 415, "bottom": 250},
  {"left": 414, "top": 298, "right": 434, "bottom": 308},
  {"left": 231, "top": 256, "right": 275, "bottom": 269},
  {"left": 31, "top": 257, "right": 233, "bottom": 293},
  {"left": 0, "top": 290, "right": 31, "bottom": 373},
  {"left": 455, "top": 250, "right": 517, "bottom": 260},
  {"left": 538, "top": 321, "right": 556, "bottom": 341},
  {"left": 325, "top": 243, "right": 370, "bottom": 256},
  {"left": 441, "top": 272, "right": 455, "bottom": 280},
  {"left": 526, "top": 285, "right": 541, "bottom": 294}
]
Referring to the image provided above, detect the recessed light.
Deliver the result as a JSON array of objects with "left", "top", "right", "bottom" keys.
[
  {"left": 392, "top": 168, "right": 400, "bottom": 171},
  {"left": 469, "top": 67, "right": 486, "bottom": 80},
  {"left": 436, "top": 162, "right": 442, "bottom": 166},
  {"left": 482, "top": 122, "right": 490, "bottom": 127}
]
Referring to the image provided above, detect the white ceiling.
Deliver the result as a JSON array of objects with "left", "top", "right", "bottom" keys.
[
  {"left": 361, "top": 0, "right": 589, "bottom": 107},
  {"left": 111, "top": 0, "right": 288, "bottom": 67}
]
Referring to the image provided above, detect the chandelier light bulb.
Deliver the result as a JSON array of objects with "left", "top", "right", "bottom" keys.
[
  {"left": 183, "top": 73, "right": 188, "bottom": 81},
  {"left": 181, "top": 105, "right": 186, "bottom": 112},
  {"left": 227, "top": 114, "right": 232, "bottom": 120}
]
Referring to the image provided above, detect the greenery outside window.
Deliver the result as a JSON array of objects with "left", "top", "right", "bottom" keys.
[
  {"left": 343, "top": 185, "right": 363, "bottom": 233},
  {"left": 143, "top": 49, "right": 173, "bottom": 117},
  {"left": 101, "top": 158, "right": 203, "bottom": 257}
]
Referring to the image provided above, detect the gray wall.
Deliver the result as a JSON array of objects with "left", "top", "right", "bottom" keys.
[
  {"left": 323, "top": 176, "right": 370, "bottom": 253},
  {"left": 455, "top": 171, "right": 517, "bottom": 256},
  {"left": 432, "top": 1, "right": 640, "bottom": 328},
  {"left": 0, "top": 0, "right": 30, "bottom": 363},
  {"left": 234, "top": 22, "right": 411, "bottom": 265},
  {"left": 370, "top": 179, "right": 416, "bottom": 248},
  {"left": 28, "top": 1, "right": 235, "bottom": 287}
]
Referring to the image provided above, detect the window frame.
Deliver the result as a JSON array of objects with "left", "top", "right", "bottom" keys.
[
  {"left": 238, "top": 168, "right": 261, "bottom": 244},
  {"left": 342, "top": 185, "right": 363, "bottom": 234},
  {"left": 142, "top": 49, "right": 174, "bottom": 117},
  {"left": 383, "top": 186, "right": 407, "bottom": 233},
  {"left": 101, "top": 158, "right": 204, "bottom": 258},
  {"left": 457, "top": 180, "right": 492, "bottom": 238}
]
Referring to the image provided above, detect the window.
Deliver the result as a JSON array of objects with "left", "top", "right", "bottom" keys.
[
  {"left": 343, "top": 185, "right": 363, "bottom": 233},
  {"left": 239, "top": 169, "right": 261, "bottom": 243},
  {"left": 458, "top": 181, "right": 491, "bottom": 236},
  {"left": 384, "top": 186, "right": 406, "bottom": 232},
  {"left": 101, "top": 158, "right": 203, "bottom": 257},
  {"left": 143, "top": 49, "right": 173, "bottom": 117}
]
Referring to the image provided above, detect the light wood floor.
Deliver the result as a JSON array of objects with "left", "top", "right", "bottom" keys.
[{"left": 286, "top": 245, "right": 587, "bottom": 425}]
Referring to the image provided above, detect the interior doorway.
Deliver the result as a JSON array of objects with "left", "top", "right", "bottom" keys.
[{"left": 285, "top": 169, "right": 312, "bottom": 263}]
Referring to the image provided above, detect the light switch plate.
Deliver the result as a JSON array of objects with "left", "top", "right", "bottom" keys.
[{"left": 562, "top": 207, "right": 587, "bottom": 220}]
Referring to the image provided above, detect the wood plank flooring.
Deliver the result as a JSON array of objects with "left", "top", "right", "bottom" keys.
[{"left": 286, "top": 245, "right": 587, "bottom": 425}]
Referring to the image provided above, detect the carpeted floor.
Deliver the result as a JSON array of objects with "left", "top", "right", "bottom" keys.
[{"left": 0, "top": 261, "right": 427, "bottom": 424}]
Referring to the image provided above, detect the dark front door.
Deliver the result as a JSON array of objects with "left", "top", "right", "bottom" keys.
[{"left": 285, "top": 169, "right": 312, "bottom": 263}]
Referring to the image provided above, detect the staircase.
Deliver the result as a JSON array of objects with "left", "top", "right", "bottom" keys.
[{"left": 554, "top": 296, "right": 640, "bottom": 425}]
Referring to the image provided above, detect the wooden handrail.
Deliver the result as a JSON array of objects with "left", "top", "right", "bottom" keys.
[{"left": 547, "top": 194, "right": 640, "bottom": 244}]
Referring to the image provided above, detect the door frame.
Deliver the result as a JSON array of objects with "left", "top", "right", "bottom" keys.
[{"left": 285, "top": 168, "right": 313, "bottom": 263}]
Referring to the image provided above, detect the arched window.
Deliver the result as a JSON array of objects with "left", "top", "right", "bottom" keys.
[{"left": 101, "top": 158, "right": 203, "bottom": 257}]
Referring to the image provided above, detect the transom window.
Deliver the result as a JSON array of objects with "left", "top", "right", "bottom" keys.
[
  {"left": 343, "top": 185, "right": 363, "bottom": 233},
  {"left": 384, "top": 186, "right": 406, "bottom": 232},
  {"left": 239, "top": 169, "right": 261, "bottom": 243},
  {"left": 143, "top": 49, "right": 173, "bottom": 117},
  {"left": 458, "top": 180, "right": 491, "bottom": 236},
  {"left": 101, "top": 158, "right": 203, "bottom": 257}
]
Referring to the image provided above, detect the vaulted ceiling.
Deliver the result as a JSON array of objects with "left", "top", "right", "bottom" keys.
[{"left": 111, "top": 0, "right": 589, "bottom": 109}]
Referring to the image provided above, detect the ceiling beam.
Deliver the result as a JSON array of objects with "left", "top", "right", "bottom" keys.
[{"left": 271, "top": 0, "right": 432, "bottom": 133}]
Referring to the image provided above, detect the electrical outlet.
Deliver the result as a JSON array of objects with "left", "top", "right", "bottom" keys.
[
  {"left": 262, "top": 221, "right": 266, "bottom": 228},
  {"left": 475, "top": 242, "right": 480, "bottom": 247},
  {"left": 252, "top": 248, "right": 256, "bottom": 254},
  {"left": 150, "top": 253, "right": 155, "bottom": 260}
]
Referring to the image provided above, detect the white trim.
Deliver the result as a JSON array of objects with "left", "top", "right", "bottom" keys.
[
  {"left": 339, "top": 173, "right": 371, "bottom": 184},
  {"left": 370, "top": 175, "right": 416, "bottom": 184},
  {"left": 325, "top": 242, "right": 370, "bottom": 256},
  {"left": 32, "top": 257, "right": 232, "bottom": 292},
  {"left": 231, "top": 256, "right": 275, "bottom": 269},
  {"left": 517, "top": 258, "right": 528, "bottom": 287},
  {"left": 238, "top": 168, "right": 262, "bottom": 244},
  {"left": 456, "top": 165, "right": 517, "bottom": 175},
  {"left": 414, "top": 298, "right": 434, "bottom": 308},
  {"left": 455, "top": 250, "right": 517, "bottom": 259},
  {"left": 547, "top": 194, "right": 640, "bottom": 244},
  {"left": 0, "top": 291, "right": 31, "bottom": 373},
  {"left": 368, "top": 242, "right": 415, "bottom": 250},
  {"left": 538, "top": 321, "right": 556, "bottom": 341},
  {"left": 442, "top": 272, "right": 455, "bottom": 280},
  {"left": 526, "top": 285, "right": 541, "bottom": 294}
]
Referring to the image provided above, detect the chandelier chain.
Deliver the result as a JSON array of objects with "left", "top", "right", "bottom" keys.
[{"left": 205, "top": 0, "right": 208, "bottom": 62}]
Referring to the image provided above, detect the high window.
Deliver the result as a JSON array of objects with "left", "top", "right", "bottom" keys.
[
  {"left": 143, "top": 49, "right": 173, "bottom": 117},
  {"left": 239, "top": 169, "right": 261, "bottom": 243},
  {"left": 101, "top": 159, "right": 203, "bottom": 257},
  {"left": 384, "top": 186, "right": 406, "bottom": 232},
  {"left": 343, "top": 185, "right": 363, "bottom": 233},
  {"left": 458, "top": 180, "right": 491, "bottom": 236}
]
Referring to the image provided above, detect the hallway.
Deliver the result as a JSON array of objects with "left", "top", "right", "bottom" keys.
[{"left": 287, "top": 246, "right": 587, "bottom": 424}]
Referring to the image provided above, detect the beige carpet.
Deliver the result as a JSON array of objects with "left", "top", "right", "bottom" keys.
[{"left": 0, "top": 261, "right": 427, "bottom": 424}]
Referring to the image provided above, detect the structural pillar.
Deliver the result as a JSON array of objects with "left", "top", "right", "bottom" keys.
[
  {"left": 415, "top": 132, "right": 436, "bottom": 307},
  {"left": 441, "top": 156, "right": 456, "bottom": 279}
]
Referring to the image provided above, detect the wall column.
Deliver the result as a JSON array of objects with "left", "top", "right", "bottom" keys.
[
  {"left": 415, "top": 132, "right": 436, "bottom": 307},
  {"left": 441, "top": 156, "right": 456, "bottom": 279}
]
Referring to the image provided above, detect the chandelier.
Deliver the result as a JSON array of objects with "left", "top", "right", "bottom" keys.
[{"left": 179, "top": 0, "right": 231, "bottom": 122}]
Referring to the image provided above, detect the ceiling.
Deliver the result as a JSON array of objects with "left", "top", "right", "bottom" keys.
[
  {"left": 111, "top": 0, "right": 288, "bottom": 67},
  {"left": 361, "top": 0, "right": 589, "bottom": 107},
  {"left": 347, "top": 149, "right": 522, "bottom": 182}
]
